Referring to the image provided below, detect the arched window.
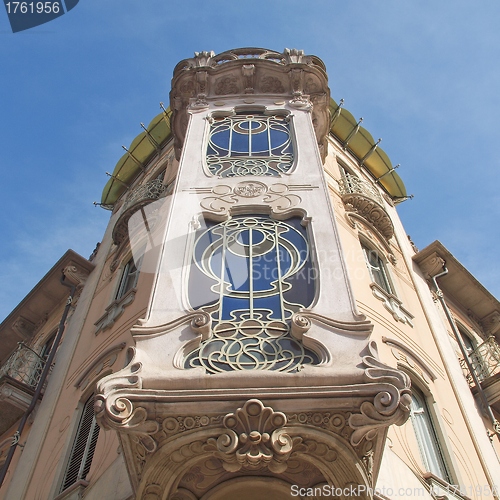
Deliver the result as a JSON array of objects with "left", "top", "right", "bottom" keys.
[
  {"left": 361, "top": 243, "right": 393, "bottom": 295},
  {"left": 206, "top": 112, "right": 293, "bottom": 177},
  {"left": 410, "top": 388, "right": 451, "bottom": 482},
  {"left": 185, "top": 215, "right": 318, "bottom": 373}
]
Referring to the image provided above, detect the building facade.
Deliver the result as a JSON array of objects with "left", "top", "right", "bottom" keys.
[{"left": 1, "top": 48, "right": 499, "bottom": 500}]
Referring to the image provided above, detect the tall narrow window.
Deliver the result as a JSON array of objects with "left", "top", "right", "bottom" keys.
[
  {"left": 362, "top": 244, "right": 393, "bottom": 295},
  {"left": 185, "top": 215, "right": 318, "bottom": 373},
  {"left": 206, "top": 113, "right": 293, "bottom": 177},
  {"left": 410, "top": 389, "right": 451, "bottom": 482},
  {"left": 60, "top": 394, "right": 100, "bottom": 492},
  {"left": 115, "top": 255, "right": 141, "bottom": 300}
]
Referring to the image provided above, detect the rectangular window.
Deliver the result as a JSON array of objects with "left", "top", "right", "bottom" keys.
[
  {"left": 362, "top": 244, "right": 393, "bottom": 295},
  {"left": 206, "top": 113, "right": 293, "bottom": 177},
  {"left": 60, "top": 394, "right": 100, "bottom": 492}
]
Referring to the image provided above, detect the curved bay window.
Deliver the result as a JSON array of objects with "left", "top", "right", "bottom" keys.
[
  {"left": 185, "top": 215, "right": 318, "bottom": 373},
  {"left": 206, "top": 113, "right": 293, "bottom": 177}
]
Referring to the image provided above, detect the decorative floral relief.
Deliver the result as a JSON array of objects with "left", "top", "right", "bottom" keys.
[
  {"left": 189, "top": 182, "right": 316, "bottom": 217},
  {"left": 207, "top": 399, "right": 294, "bottom": 473}
]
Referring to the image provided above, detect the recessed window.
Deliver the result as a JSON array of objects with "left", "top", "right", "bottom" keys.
[
  {"left": 362, "top": 243, "right": 393, "bottom": 295},
  {"left": 410, "top": 388, "right": 451, "bottom": 482},
  {"left": 206, "top": 113, "right": 293, "bottom": 177},
  {"left": 60, "top": 394, "right": 100, "bottom": 493},
  {"left": 115, "top": 256, "right": 141, "bottom": 300}
]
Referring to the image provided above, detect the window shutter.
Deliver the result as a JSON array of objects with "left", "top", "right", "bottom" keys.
[{"left": 60, "top": 394, "right": 100, "bottom": 492}]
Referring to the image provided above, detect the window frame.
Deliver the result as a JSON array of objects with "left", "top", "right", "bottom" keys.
[
  {"left": 58, "top": 393, "right": 100, "bottom": 494},
  {"left": 409, "top": 387, "right": 452, "bottom": 483},
  {"left": 361, "top": 242, "right": 393, "bottom": 295}
]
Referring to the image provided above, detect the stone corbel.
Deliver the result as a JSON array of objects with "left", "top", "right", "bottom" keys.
[
  {"left": 370, "top": 284, "right": 414, "bottom": 327},
  {"left": 349, "top": 341, "right": 412, "bottom": 446},
  {"left": 417, "top": 251, "right": 446, "bottom": 279},
  {"left": 63, "top": 261, "right": 92, "bottom": 288}
]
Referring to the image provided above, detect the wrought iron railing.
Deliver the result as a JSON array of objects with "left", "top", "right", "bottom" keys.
[
  {"left": 122, "top": 178, "right": 167, "bottom": 213},
  {"left": 0, "top": 343, "right": 46, "bottom": 389},
  {"left": 338, "top": 172, "right": 384, "bottom": 205},
  {"left": 460, "top": 336, "right": 500, "bottom": 386}
]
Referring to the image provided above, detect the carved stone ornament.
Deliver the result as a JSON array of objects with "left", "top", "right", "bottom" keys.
[
  {"left": 416, "top": 251, "right": 446, "bottom": 279},
  {"left": 62, "top": 261, "right": 92, "bottom": 288},
  {"left": 207, "top": 399, "right": 294, "bottom": 473},
  {"left": 349, "top": 341, "right": 412, "bottom": 446},
  {"left": 189, "top": 182, "right": 317, "bottom": 218},
  {"left": 94, "top": 290, "right": 136, "bottom": 334},
  {"left": 341, "top": 193, "right": 394, "bottom": 240},
  {"left": 481, "top": 310, "right": 500, "bottom": 336},
  {"left": 370, "top": 283, "right": 414, "bottom": 327},
  {"left": 170, "top": 47, "right": 330, "bottom": 162}
]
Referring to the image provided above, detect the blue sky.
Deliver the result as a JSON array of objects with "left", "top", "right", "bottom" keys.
[{"left": 1, "top": 0, "right": 499, "bottom": 322}]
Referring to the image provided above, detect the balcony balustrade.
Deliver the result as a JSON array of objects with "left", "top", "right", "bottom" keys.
[
  {"left": 461, "top": 336, "right": 500, "bottom": 385},
  {"left": 460, "top": 336, "right": 500, "bottom": 413},
  {"left": 0, "top": 343, "right": 47, "bottom": 434},
  {"left": 338, "top": 172, "right": 394, "bottom": 240},
  {"left": 112, "top": 178, "right": 168, "bottom": 245}
]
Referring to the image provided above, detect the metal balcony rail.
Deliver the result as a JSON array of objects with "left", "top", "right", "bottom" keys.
[
  {"left": 0, "top": 343, "right": 46, "bottom": 389},
  {"left": 122, "top": 178, "right": 167, "bottom": 213},
  {"left": 338, "top": 172, "right": 384, "bottom": 205},
  {"left": 460, "top": 336, "right": 500, "bottom": 386}
]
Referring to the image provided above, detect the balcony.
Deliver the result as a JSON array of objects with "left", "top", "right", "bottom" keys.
[
  {"left": 112, "top": 178, "right": 168, "bottom": 245},
  {"left": 338, "top": 172, "right": 394, "bottom": 240},
  {"left": 460, "top": 336, "right": 500, "bottom": 412},
  {"left": 0, "top": 344, "right": 46, "bottom": 434}
]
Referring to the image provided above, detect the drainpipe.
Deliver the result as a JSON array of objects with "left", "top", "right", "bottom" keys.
[
  {"left": 0, "top": 274, "right": 77, "bottom": 488},
  {"left": 430, "top": 266, "right": 500, "bottom": 438}
]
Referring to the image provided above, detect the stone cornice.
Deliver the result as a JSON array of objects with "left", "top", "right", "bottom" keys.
[{"left": 169, "top": 48, "right": 331, "bottom": 162}]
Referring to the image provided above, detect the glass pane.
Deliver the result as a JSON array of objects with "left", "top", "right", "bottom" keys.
[{"left": 186, "top": 216, "right": 318, "bottom": 373}]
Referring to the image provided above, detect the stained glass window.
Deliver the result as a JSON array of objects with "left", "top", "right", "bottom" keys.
[
  {"left": 206, "top": 113, "right": 293, "bottom": 177},
  {"left": 185, "top": 216, "right": 318, "bottom": 373}
]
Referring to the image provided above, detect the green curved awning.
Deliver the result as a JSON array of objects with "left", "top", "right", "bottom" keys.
[
  {"left": 101, "top": 100, "right": 406, "bottom": 207},
  {"left": 329, "top": 99, "right": 407, "bottom": 199},
  {"left": 101, "top": 110, "right": 172, "bottom": 206}
]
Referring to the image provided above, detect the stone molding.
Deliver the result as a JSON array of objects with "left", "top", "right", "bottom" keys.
[
  {"left": 341, "top": 192, "right": 394, "bottom": 241},
  {"left": 94, "top": 290, "right": 136, "bottom": 334},
  {"left": 371, "top": 283, "right": 414, "bottom": 327},
  {"left": 11, "top": 316, "right": 36, "bottom": 340},
  {"left": 188, "top": 182, "right": 318, "bottom": 219},
  {"left": 95, "top": 341, "right": 411, "bottom": 496}
]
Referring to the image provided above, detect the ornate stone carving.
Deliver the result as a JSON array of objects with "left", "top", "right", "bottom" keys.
[
  {"left": 349, "top": 342, "right": 412, "bottom": 446},
  {"left": 94, "top": 290, "right": 136, "bottom": 334},
  {"left": 170, "top": 48, "right": 330, "bottom": 162},
  {"left": 417, "top": 251, "right": 446, "bottom": 279},
  {"left": 260, "top": 75, "right": 285, "bottom": 93},
  {"left": 62, "top": 261, "right": 91, "bottom": 288},
  {"left": 370, "top": 283, "right": 414, "bottom": 326},
  {"left": 207, "top": 399, "right": 294, "bottom": 473},
  {"left": 191, "top": 183, "right": 316, "bottom": 218},
  {"left": 341, "top": 193, "right": 394, "bottom": 240}
]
